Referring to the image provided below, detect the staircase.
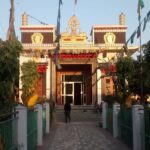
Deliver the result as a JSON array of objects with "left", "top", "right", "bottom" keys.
[{"left": 54, "top": 105, "right": 101, "bottom": 123}]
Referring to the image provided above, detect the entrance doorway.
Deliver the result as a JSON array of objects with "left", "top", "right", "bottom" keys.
[
  {"left": 63, "top": 82, "right": 74, "bottom": 104},
  {"left": 62, "top": 75, "right": 84, "bottom": 105},
  {"left": 74, "top": 83, "right": 82, "bottom": 105},
  {"left": 56, "top": 64, "right": 92, "bottom": 105}
]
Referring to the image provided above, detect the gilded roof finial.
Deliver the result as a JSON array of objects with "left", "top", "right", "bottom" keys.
[
  {"left": 22, "top": 12, "right": 28, "bottom": 25},
  {"left": 68, "top": 15, "right": 80, "bottom": 35},
  {"left": 119, "top": 12, "right": 125, "bottom": 25}
]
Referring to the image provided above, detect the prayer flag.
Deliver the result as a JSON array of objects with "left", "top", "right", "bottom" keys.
[
  {"left": 143, "top": 17, "right": 147, "bottom": 31},
  {"left": 130, "top": 31, "right": 136, "bottom": 44},
  {"left": 75, "top": 0, "right": 77, "bottom": 5},
  {"left": 137, "top": 0, "right": 144, "bottom": 14},
  {"left": 137, "top": 26, "right": 141, "bottom": 38},
  {"left": 147, "top": 11, "right": 150, "bottom": 22},
  {"left": 56, "top": 0, "right": 63, "bottom": 36},
  {"left": 60, "top": 0, "right": 63, "bottom": 5}
]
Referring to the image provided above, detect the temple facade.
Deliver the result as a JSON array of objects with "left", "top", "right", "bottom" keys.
[{"left": 19, "top": 13, "right": 138, "bottom": 106}]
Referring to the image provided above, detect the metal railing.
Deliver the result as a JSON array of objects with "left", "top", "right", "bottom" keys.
[
  {"left": 27, "top": 109, "right": 37, "bottom": 150},
  {"left": 144, "top": 107, "right": 150, "bottom": 150},
  {"left": 42, "top": 106, "right": 46, "bottom": 134},
  {"left": 118, "top": 107, "right": 133, "bottom": 148},
  {"left": 0, "top": 112, "right": 18, "bottom": 150},
  {"left": 106, "top": 105, "right": 113, "bottom": 134}
]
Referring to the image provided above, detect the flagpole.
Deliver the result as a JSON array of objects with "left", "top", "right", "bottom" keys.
[
  {"left": 139, "top": 3, "right": 144, "bottom": 103},
  {"left": 74, "top": 0, "right": 76, "bottom": 15}
]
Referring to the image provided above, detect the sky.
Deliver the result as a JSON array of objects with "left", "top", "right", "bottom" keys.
[{"left": 0, "top": 0, "right": 150, "bottom": 47}]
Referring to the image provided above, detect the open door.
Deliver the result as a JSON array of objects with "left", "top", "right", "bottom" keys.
[{"left": 74, "top": 83, "right": 82, "bottom": 105}]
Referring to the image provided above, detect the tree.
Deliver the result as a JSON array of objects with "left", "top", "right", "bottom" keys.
[
  {"left": 116, "top": 40, "right": 150, "bottom": 104},
  {"left": 0, "top": 39, "right": 22, "bottom": 108},
  {"left": 116, "top": 57, "right": 135, "bottom": 104},
  {"left": 21, "top": 61, "right": 39, "bottom": 105},
  {"left": 142, "top": 40, "right": 150, "bottom": 97}
]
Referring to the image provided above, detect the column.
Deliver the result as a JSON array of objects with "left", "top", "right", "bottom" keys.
[
  {"left": 113, "top": 103, "right": 120, "bottom": 138},
  {"left": 36, "top": 104, "right": 43, "bottom": 145},
  {"left": 97, "top": 69, "right": 102, "bottom": 105},
  {"left": 46, "top": 59, "right": 50, "bottom": 99},
  {"left": 102, "top": 102, "right": 108, "bottom": 128},
  {"left": 132, "top": 105, "right": 144, "bottom": 150},
  {"left": 16, "top": 104, "right": 27, "bottom": 150},
  {"left": 44, "top": 102, "right": 50, "bottom": 133}
]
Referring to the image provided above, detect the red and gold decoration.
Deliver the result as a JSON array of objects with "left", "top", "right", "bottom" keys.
[{"left": 37, "top": 64, "right": 47, "bottom": 73}]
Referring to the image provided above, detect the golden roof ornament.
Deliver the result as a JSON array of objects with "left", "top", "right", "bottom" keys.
[
  {"left": 22, "top": 12, "right": 28, "bottom": 25},
  {"left": 104, "top": 32, "right": 116, "bottom": 44},
  {"left": 119, "top": 12, "right": 125, "bottom": 25},
  {"left": 31, "top": 33, "right": 43, "bottom": 44},
  {"left": 68, "top": 15, "right": 80, "bottom": 35},
  {"left": 60, "top": 15, "right": 87, "bottom": 43}
]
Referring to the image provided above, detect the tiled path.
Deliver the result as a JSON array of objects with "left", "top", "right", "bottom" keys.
[{"left": 37, "top": 109, "right": 130, "bottom": 150}]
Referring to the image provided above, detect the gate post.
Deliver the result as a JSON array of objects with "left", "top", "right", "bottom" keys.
[
  {"left": 44, "top": 102, "right": 50, "bottom": 133},
  {"left": 132, "top": 104, "right": 144, "bottom": 150},
  {"left": 36, "top": 104, "right": 43, "bottom": 145},
  {"left": 113, "top": 103, "right": 120, "bottom": 138},
  {"left": 16, "top": 104, "right": 27, "bottom": 150},
  {"left": 102, "top": 102, "right": 108, "bottom": 128}
]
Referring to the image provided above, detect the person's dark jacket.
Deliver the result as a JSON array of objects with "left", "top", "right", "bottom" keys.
[{"left": 64, "top": 102, "right": 71, "bottom": 112}]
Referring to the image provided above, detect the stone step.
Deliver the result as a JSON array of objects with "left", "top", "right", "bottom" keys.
[
  {"left": 55, "top": 105, "right": 94, "bottom": 111},
  {"left": 53, "top": 108, "right": 102, "bottom": 123}
]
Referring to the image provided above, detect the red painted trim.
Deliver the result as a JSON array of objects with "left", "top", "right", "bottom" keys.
[
  {"left": 76, "top": 39, "right": 84, "bottom": 41},
  {"left": 97, "top": 64, "right": 116, "bottom": 74},
  {"left": 20, "top": 27, "right": 54, "bottom": 31},
  {"left": 37, "top": 64, "right": 47, "bottom": 73},
  {"left": 49, "top": 53, "right": 97, "bottom": 59},
  {"left": 64, "top": 39, "right": 71, "bottom": 41},
  {"left": 94, "top": 27, "right": 127, "bottom": 30}
]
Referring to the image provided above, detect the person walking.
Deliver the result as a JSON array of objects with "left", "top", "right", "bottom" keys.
[{"left": 64, "top": 100, "right": 71, "bottom": 123}]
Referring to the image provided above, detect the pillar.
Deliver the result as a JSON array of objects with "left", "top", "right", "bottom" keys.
[
  {"left": 16, "top": 104, "right": 27, "bottom": 150},
  {"left": 102, "top": 102, "right": 108, "bottom": 128},
  {"left": 113, "top": 103, "right": 120, "bottom": 138},
  {"left": 132, "top": 105, "right": 144, "bottom": 150},
  {"left": 44, "top": 102, "right": 50, "bottom": 133},
  {"left": 36, "top": 104, "right": 43, "bottom": 145}
]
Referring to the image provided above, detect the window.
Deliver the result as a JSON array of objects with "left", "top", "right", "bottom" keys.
[
  {"left": 106, "top": 78, "right": 110, "bottom": 84},
  {"left": 62, "top": 75, "right": 83, "bottom": 82}
]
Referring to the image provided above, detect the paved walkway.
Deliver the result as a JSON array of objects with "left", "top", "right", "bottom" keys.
[{"left": 37, "top": 109, "right": 130, "bottom": 150}]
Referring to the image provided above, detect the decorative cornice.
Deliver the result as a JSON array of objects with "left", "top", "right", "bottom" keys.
[
  {"left": 59, "top": 43, "right": 99, "bottom": 50},
  {"left": 20, "top": 25, "right": 55, "bottom": 32},
  {"left": 98, "top": 45, "right": 138, "bottom": 52},
  {"left": 59, "top": 49, "right": 97, "bottom": 54},
  {"left": 21, "top": 30, "right": 54, "bottom": 33},
  {"left": 92, "top": 25, "right": 127, "bottom": 33},
  {"left": 93, "top": 25, "right": 127, "bottom": 29},
  {"left": 94, "top": 29, "right": 126, "bottom": 32},
  {"left": 127, "top": 46, "right": 139, "bottom": 50},
  {"left": 22, "top": 43, "right": 56, "bottom": 50},
  {"left": 96, "top": 43, "right": 124, "bottom": 47},
  {"left": 20, "top": 55, "right": 48, "bottom": 63},
  {"left": 21, "top": 25, "right": 55, "bottom": 28}
]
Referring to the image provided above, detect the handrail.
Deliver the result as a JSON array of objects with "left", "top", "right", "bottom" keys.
[{"left": 0, "top": 111, "right": 18, "bottom": 120}]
